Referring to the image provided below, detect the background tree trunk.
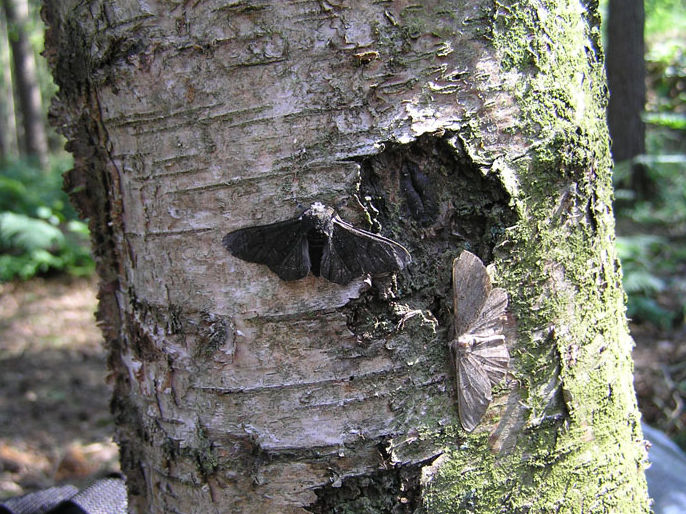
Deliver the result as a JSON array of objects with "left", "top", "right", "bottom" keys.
[
  {"left": 606, "top": 0, "right": 649, "bottom": 197},
  {"left": 43, "top": 1, "right": 651, "bottom": 512},
  {"left": 0, "top": 6, "right": 18, "bottom": 159},
  {"left": 3, "top": 0, "right": 47, "bottom": 168}
]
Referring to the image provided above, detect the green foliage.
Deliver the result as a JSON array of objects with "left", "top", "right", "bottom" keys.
[
  {"left": 0, "top": 211, "right": 65, "bottom": 251},
  {"left": 614, "top": 159, "right": 686, "bottom": 328},
  {"left": 645, "top": 0, "right": 686, "bottom": 62},
  {"left": 644, "top": 112, "right": 686, "bottom": 130},
  {"left": 0, "top": 155, "right": 93, "bottom": 281},
  {"left": 615, "top": 156, "right": 686, "bottom": 227},
  {"left": 646, "top": 47, "right": 685, "bottom": 118},
  {"left": 610, "top": 0, "right": 686, "bottom": 330},
  {"left": 616, "top": 235, "right": 685, "bottom": 329}
]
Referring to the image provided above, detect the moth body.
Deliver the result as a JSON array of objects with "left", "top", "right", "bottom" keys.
[
  {"left": 299, "top": 203, "right": 335, "bottom": 277},
  {"left": 299, "top": 203, "right": 335, "bottom": 238},
  {"left": 457, "top": 333, "right": 506, "bottom": 348}
]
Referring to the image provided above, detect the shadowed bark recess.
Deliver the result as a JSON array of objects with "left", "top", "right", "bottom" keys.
[{"left": 43, "top": 1, "right": 650, "bottom": 512}]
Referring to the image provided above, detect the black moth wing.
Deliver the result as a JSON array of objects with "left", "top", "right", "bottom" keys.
[
  {"left": 319, "top": 216, "right": 412, "bottom": 285},
  {"left": 222, "top": 217, "right": 311, "bottom": 281},
  {"left": 453, "top": 345, "right": 493, "bottom": 432}
]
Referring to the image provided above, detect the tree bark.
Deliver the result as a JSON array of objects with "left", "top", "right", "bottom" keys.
[
  {"left": 3, "top": 0, "right": 48, "bottom": 168},
  {"left": 43, "top": 1, "right": 651, "bottom": 512},
  {"left": 0, "top": 7, "right": 19, "bottom": 159},
  {"left": 606, "top": 0, "right": 649, "bottom": 197}
]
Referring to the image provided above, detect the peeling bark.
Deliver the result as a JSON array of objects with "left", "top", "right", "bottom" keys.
[{"left": 43, "top": 1, "right": 650, "bottom": 512}]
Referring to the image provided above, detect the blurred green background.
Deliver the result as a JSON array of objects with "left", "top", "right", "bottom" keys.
[
  {"left": 607, "top": 0, "right": 686, "bottom": 330},
  {"left": 1, "top": 0, "right": 92, "bottom": 281}
]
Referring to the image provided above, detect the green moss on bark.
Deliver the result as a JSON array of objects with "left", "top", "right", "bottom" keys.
[{"left": 423, "top": 0, "right": 650, "bottom": 512}]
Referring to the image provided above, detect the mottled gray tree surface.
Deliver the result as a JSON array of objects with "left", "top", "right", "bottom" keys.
[{"left": 43, "top": 1, "right": 650, "bottom": 512}]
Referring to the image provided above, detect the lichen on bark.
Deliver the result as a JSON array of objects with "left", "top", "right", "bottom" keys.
[{"left": 421, "top": 0, "right": 649, "bottom": 512}]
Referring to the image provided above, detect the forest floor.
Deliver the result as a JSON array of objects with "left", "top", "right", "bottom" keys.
[
  {"left": 0, "top": 275, "right": 685, "bottom": 499},
  {"left": 0, "top": 276, "right": 118, "bottom": 499}
]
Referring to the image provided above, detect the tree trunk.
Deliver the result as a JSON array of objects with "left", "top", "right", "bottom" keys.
[
  {"left": 0, "top": 6, "right": 18, "bottom": 159},
  {"left": 43, "top": 1, "right": 651, "bottom": 512},
  {"left": 606, "top": 0, "right": 649, "bottom": 197},
  {"left": 3, "top": 0, "right": 48, "bottom": 168}
]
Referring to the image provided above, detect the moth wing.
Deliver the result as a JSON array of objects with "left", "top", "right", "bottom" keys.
[
  {"left": 470, "top": 335, "right": 510, "bottom": 387},
  {"left": 223, "top": 218, "right": 311, "bottom": 281},
  {"left": 467, "top": 287, "right": 508, "bottom": 337},
  {"left": 320, "top": 217, "right": 411, "bottom": 285},
  {"left": 454, "top": 346, "right": 492, "bottom": 432},
  {"left": 270, "top": 235, "right": 311, "bottom": 281},
  {"left": 452, "top": 251, "right": 491, "bottom": 336}
]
